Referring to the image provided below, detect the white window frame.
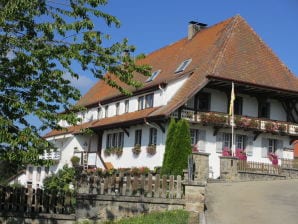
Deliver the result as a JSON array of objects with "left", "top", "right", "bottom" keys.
[
  {"left": 138, "top": 96, "right": 144, "bottom": 110},
  {"left": 175, "top": 58, "right": 192, "bottom": 73},
  {"left": 190, "top": 129, "right": 199, "bottom": 145},
  {"left": 115, "top": 102, "right": 120, "bottom": 115},
  {"left": 146, "top": 70, "right": 161, "bottom": 82},
  {"left": 145, "top": 94, "right": 154, "bottom": 108},
  {"left": 135, "top": 129, "right": 142, "bottom": 145}
]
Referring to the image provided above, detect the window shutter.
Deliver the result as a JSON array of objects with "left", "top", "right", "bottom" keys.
[
  {"left": 276, "top": 140, "right": 283, "bottom": 158},
  {"left": 216, "top": 132, "right": 223, "bottom": 153},
  {"left": 246, "top": 135, "right": 254, "bottom": 156},
  {"left": 261, "top": 138, "right": 268, "bottom": 158},
  {"left": 198, "top": 130, "right": 206, "bottom": 152}
]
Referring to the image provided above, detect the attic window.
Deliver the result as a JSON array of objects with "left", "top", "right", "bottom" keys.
[
  {"left": 146, "top": 70, "right": 161, "bottom": 82},
  {"left": 175, "top": 59, "right": 192, "bottom": 73}
]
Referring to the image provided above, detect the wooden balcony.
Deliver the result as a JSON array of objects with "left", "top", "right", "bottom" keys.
[{"left": 171, "top": 109, "right": 298, "bottom": 136}]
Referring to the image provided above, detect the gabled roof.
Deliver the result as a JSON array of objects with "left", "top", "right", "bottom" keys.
[{"left": 46, "top": 15, "right": 298, "bottom": 137}]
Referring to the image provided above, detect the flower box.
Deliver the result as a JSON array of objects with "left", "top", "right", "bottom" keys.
[
  {"left": 146, "top": 144, "right": 156, "bottom": 155},
  {"left": 132, "top": 144, "right": 141, "bottom": 156},
  {"left": 200, "top": 113, "right": 227, "bottom": 126}
]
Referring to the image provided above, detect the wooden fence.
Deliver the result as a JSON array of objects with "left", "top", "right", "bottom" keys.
[
  {"left": 0, "top": 186, "right": 74, "bottom": 214},
  {"left": 237, "top": 160, "right": 281, "bottom": 175},
  {"left": 79, "top": 173, "right": 184, "bottom": 199},
  {"left": 280, "top": 159, "right": 298, "bottom": 169}
]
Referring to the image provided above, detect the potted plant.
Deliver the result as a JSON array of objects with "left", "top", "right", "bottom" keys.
[
  {"left": 132, "top": 144, "right": 141, "bottom": 156},
  {"left": 70, "top": 156, "right": 80, "bottom": 166},
  {"left": 222, "top": 147, "right": 232, "bottom": 157},
  {"left": 104, "top": 148, "right": 112, "bottom": 156},
  {"left": 248, "top": 119, "right": 259, "bottom": 129},
  {"left": 146, "top": 144, "right": 156, "bottom": 155}
]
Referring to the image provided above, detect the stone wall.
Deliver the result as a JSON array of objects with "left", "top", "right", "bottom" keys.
[
  {"left": 76, "top": 195, "right": 185, "bottom": 222},
  {"left": 0, "top": 213, "right": 75, "bottom": 224}
]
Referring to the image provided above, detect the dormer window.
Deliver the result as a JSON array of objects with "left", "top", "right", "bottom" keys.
[
  {"left": 175, "top": 59, "right": 192, "bottom": 73},
  {"left": 146, "top": 70, "right": 161, "bottom": 82}
]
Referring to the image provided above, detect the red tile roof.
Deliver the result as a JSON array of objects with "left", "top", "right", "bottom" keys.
[
  {"left": 45, "top": 107, "right": 161, "bottom": 138},
  {"left": 46, "top": 15, "right": 298, "bottom": 137}
]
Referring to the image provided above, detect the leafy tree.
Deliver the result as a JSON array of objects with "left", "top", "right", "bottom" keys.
[
  {"left": 162, "top": 119, "right": 192, "bottom": 176},
  {"left": 43, "top": 165, "right": 75, "bottom": 192},
  {"left": 161, "top": 118, "right": 176, "bottom": 175},
  {"left": 0, "top": 0, "right": 150, "bottom": 166}
]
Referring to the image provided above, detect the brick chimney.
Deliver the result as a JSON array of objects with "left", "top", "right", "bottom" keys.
[{"left": 188, "top": 21, "right": 207, "bottom": 40}]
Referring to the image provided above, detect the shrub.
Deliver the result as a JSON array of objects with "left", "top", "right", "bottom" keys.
[
  {"left": 161, "top": 118, "right": 176, "bottom": 175},
  {"left": 163, "top": 119, "right": 192, "bottom": 176},
  {"left": 71, "top": 156, "right": 80, "bottom": 166}
]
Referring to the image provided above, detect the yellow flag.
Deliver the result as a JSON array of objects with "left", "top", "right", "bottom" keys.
[{"left": 229, "top": 82, "right": 235, "bottom": 116}]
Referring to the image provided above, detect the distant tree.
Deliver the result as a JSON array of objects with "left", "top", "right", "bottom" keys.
[
  {"left": 162, "top": 119, "right": 192, "bottom": 176},
  {"left": 161, "top": 118, "right": 177, "bottom": 175},
  {"left": 0, "top": 0, "right": 150, "bottom": 166}
]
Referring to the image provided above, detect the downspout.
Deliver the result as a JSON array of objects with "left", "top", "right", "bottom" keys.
[{"left": 159, "top": 84, "right": 166, "bottom": 105}]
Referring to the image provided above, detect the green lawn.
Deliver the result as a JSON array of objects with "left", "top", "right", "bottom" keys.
[{"left": 104, "top": 210, "right": 189, "bottom": 224}]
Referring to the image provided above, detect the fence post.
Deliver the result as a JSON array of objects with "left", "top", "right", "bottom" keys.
[
  {"left": 154, "top": 174, "right": 160, "bottom": 198},
  {"left": 219, "top": 156, "right": 239, "bottom": 181}
]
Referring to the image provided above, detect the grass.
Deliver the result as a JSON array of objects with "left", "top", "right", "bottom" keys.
[
  {"left": 104, "top": 210, "right": 189, "bottom": 224},
  {"left": 77, "top": 210, "right": 190, "bottom": 224}
]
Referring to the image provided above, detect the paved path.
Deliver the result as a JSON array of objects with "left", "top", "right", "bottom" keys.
[{"left": 205, "top": 179, "right": 298, "bottom": 224}]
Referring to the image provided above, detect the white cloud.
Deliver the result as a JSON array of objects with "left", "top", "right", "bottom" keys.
[{"left": 64, "top": 73, "right": 95, "bottom": 94}]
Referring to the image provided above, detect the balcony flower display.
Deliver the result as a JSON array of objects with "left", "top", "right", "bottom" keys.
[
  {"left": 268, "top": 153, "right": 278, "bottom": 166},
  {"left": 265, "top": 122, "right": 279, "bottom": 133},
  {"left": 222, "top": 147, "right": 232, "bottom": 157},
  {"left": 234, "top": 116, "right": 258, "bottom": 129},
  {"left": 235, "top": 148, "right": 247, "bottom": 161},
  {"left": 146, "top": 144, "right": 156, "bottom": 155},
  {"left": 132, "top": 144, "right": 141, "bottom": 156},
  {"left": 200, "top": 113, "right": 227, "bottom": 126},
  {"left": 278, "top": 124, "right": 287, "bottom": 133}
]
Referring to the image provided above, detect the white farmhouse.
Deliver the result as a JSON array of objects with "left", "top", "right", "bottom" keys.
[{"left": 24, "top": 15, "right": 298, "bottom": 188}]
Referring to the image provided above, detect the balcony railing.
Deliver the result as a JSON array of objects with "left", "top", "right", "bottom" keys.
[{"left": 171, "top": 109, "right": 298, "bottom": 136}]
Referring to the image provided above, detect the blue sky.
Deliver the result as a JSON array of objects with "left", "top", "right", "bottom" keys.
[{"left": 71, "top": 0, "right": 298, "bottom": 94}]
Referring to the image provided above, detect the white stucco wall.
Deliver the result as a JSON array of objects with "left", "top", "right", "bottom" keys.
[{"left": 101, "top": 124, "right": 166, "bottom": 169}]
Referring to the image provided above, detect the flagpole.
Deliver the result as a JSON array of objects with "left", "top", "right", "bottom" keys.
[{"left": 230, "top": 82, "right": 235, "bottom": 156}]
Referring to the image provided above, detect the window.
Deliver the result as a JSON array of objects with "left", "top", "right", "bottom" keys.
[
  {"left": 146, "top": 70, "right": 161, "bottom": 82},
  {"left": 105, "top": 105, "right": 109, "bottom": 118},
  {"left": 190, "top": 129, "right": 199, "bottom": 145},
  {"left": 106, "top": 134, "right": 112, "bottom": 148},
  {"left": 116, "top": 102, "right": 120, "bottom": 115},
  {"left": 268, "top": 139, "right": 277, "bottom": 154},
  {"left": 138, "top": 93, "right": 154, "bottom": 110},
  {"left": 175, "top": 59, "right": 192, "bottom": 73},
  {"left": 222, "top": 133, "right": 246, "bottom": 150},
  {"left": 125, "top": 100, "right": 129, "bottom": 113},
  {"left": 223, "top": 133, "right": 232, "bottom": 149},
  {"left": 36, "top": 167, "right": 41, "bottom": 182},
  {"left": 259, "top": 102, "right": 270, "bottom": 118},
  {"left": 197, "top": 92, "right": 210, "bottom": 112},
  {"left": 106, "top": 132, "right": 124, "bottom": 149},
  {"left": 149, "top": 128, "right": 157, "bottom": 145},
  {"left": 28, "top": 167, "right": 33, "bottom": 181},
  {"left": 118, "top": 132, "right": 124, "bottom": 148},
  {"left": 135, "top": 129, "right": 142, "bottom": 145},
  {"left": 236, "top": 134, "right": 246, "bottom": 149},
  {"left": 45, "top": 167, "right": 50, "bottom": 175},
  {"left": 234, "top": 97, "right": 243, "bottom": 115},
  {"left": 145, "top": 94, "right": 154, "bottom": 108},
  {"left": 97, "top": 107, "right": 102, "bottom": 119},
  {"left": 138, "top": 96, "right": 144, "bottom": 110}
]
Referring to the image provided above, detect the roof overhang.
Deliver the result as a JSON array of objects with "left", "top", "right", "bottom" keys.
[{"left": 206, "top": 75, "right": 298, "bottom": 100}]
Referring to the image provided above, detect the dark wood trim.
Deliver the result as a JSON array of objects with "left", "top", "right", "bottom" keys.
[
  {"left": 253, "top": 131, "right": 262, "bottom": 141},
  {"left": 121, "top": 127, "right": 130, "bottom": 137},
  {"left": 206, "top": 75, "right": 298, "bottom": 96},
  {"left": 154, "top": 121, "right": 165, "bottom": 133}
]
